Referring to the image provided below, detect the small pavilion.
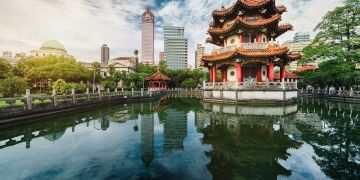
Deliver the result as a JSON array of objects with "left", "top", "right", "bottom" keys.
[{"left": 145, "top": 71, "right": 171, "bottom": 91}]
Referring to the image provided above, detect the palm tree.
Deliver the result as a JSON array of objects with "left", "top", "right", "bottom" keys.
[
  {"left": 134, "top": 49, "right": 139, "bottom": 65},
  {"left": 91, "top": 62, "right": 101, "bottom": 93}
]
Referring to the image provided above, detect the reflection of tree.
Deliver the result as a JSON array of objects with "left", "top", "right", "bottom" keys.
[
  {"left": 297, "top": 101, "right": 360, "bottom": 179},
  {"left": 201, "top": 114, "right": 301, "bottom": 179}
]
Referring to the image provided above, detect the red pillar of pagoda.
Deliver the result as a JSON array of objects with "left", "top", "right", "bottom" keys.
[
  {"left": 236, "top": 63, "right": 243, "bottom": 83},
  {"left": 209, "top": 67, "right": 213, "bottom": 83},
  {"left": 280, "top": 64, "right": 286, "bottom": 82},
  {"left": 257, "top": 34, "right": 262, "bottom": 43},
  {"left": 268, "top": 60, "right": 274, "bottom": 81},
  {"left": 212, "top": 65, "right": 217, "bottom": 83},
  {"left": 238, "top": 34, "right": 243, "bottom": 43},
  {"left": 256, "top": 64, "right": 262, "bottom": 82},
  {"left": 224, "top": 68, "right": 227, "bottom": 82}
]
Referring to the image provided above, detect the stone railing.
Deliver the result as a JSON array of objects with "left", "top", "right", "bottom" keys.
[
  {"left": 0, "top": 88, "right": 163, "bottom": 120},
  {"left": 298, "top": 87, "right": 360, "bottom": 100},
  {"left": 203, "top": 81, "right": 298, "bottom": 91}
]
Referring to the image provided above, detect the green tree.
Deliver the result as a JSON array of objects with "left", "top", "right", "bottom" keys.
[
  {"left": 0, "top": 76, "right": 27, "bottom": 97},
  {"left": 0, "top": 59, "right": 13, "bottom": 79},
  {"left": 52, "top": 79, "right": 67, "bottom": 94},
  {"left": 102, "top": 80, "right": 117, "bottom": 91},
  {"left": 181, "top": 78, "right": 197, "bottom": 88},
  {"left": 108, "top": 64, "right": 115, "bottom": 77},
  {"left": 300, "top": 0, "right": 360, "bottom": 64}
]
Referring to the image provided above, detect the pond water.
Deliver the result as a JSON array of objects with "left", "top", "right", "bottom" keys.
[{"left": 0, "top": 97, "right": 359, "bottom": 180}]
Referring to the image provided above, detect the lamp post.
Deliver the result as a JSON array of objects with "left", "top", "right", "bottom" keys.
[{"left": 93, "top": 68, "right": 96, "bottom": 94}]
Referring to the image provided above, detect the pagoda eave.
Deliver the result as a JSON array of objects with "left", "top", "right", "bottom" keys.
[
  {"left": 208, "top": 14, "right": 282, "bottom": 35},
  {"left": 212, "top": 0, "right": 286, "bottom": 18},
  {"left": 202, "top": 46, "right": 291, "bottom": 63}
]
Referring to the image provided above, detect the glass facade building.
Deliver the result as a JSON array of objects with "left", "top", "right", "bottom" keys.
[{"left": 164, "top": 25, "right": 188, "bottom": 70}]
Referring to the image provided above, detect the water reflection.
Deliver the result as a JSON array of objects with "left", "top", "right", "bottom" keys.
[{"left": 0, "top": 97, "right": 359, "bottom": 179}]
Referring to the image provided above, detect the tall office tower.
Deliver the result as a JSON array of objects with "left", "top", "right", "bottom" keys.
[
  {"left": 159, "top": 51, "right": 164, "bottom": 62},
  {"left": 293, "top": 32, "right": 311, "bottom": 42},
  {"left": 141, "top": 7, "right": 155, "bottom": 65},
  {"left": 164, "top": 25, "right": 188, "bottom": 70},
  {"left": 2, "top": 51, "right": 12, "bottom": 59},
  {"left": 101, "top": 44, "right": 109, "bottom": 64},
  {"left": 141, "top": 114, "right": 154, "bottom": 166},
  {"left": 195, "top": 44, "right": 205, "bottom": 69}
]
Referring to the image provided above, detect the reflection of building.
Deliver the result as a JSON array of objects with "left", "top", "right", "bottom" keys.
[
  {"left": 101, "top": 44, "right": 110, "bottom": 64},
  {"left": 195, "top": 44, "right": 205, "bottom": 69},
  {"left": 141, "top": 7, "right": 155, "bottom": 65},
  {"left": 31, "top": 40, "right": 73, "bottom": 58},
  {"left": 141, "top": 114, "right": 154, "bottom": 166},
  {"left": 163, "top": 109, "right": 187, "bottom": 151},
  {"left": 164, "top": 25, "right": 188, "bottom": 70},
  {"left": 195, "top": 111, "right": 206, "bottom": 132}
]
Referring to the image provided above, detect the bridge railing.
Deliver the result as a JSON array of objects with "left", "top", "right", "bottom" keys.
[{"left": 0, "top": 88, "right": 163, "bottom": 119}]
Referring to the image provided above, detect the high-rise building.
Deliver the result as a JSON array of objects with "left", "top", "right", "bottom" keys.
[
  {"left": 159, "top": 51, "right": 164, "bottom": 62},
  {"left": 293, "top": 32, "right": 311, "bottom": 42},
  {"left": 101, "top": 44, "right": 109, "bottom": 64},
  {"left": 195, "top": 44, "right": 205, "bottom": 69},
  {"left": 141, "top": 7, "right": 155, "bottom": 65},
  {"left": 2, "top": 51, "right": 12, "bottom": 59},
  {"left": 282, "top": 32, "right": 313, "bottom": 71},
  {"left": 164, "top": 25, "right": 188, "bottom": 70}
]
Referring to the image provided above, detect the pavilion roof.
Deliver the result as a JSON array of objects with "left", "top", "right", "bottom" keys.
[
  {"left": 275, "top": 71, "right": 302, "bottom": 80},
  {"left": 145, "top": 71, "right": 171, "bottom": 81},
  {"left": 202, "top": 44, "right": 301, "bottom": 63},
  {"left": 212, "top": 0, "right": 286, "bottom": 17}
]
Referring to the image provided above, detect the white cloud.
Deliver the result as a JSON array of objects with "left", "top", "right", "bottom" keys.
[{"left": 0, "top": 0, "right": 345, "bottom": 67}]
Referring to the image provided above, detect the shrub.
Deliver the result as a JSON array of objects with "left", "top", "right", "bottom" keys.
[{"left": 0, "top": 76, "right": 28, "bottom": 97}]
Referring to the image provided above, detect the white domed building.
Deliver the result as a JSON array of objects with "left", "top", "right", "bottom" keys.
[{"left": 31, "top": 40, "right": 73, "bottom": 58}]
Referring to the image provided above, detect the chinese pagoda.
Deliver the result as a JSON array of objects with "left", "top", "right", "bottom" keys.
[
  {"left": 145, "top": 71, "right": 171, "bottom": 91},
  {"left": 201, "top": 0, "right": 301, "bottom": 103}
]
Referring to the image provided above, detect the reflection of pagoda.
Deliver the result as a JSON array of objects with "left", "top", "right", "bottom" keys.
[
  {"left": 163, "top": 109, "right": 187, "bottom": 151},
  {"left": 202, "top": 0, "right": 301, "bottom": 103},
  {"left": 201, "top": 112, "right": 301, "bottom": 179},
  {"left": 141, "top": 114, "right": 154, "bottom": 166}
]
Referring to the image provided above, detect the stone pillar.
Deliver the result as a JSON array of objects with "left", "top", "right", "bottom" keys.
[
  {"left": 132, "top": 88, "right": 134, "bottom": 96},
  {"left": 71, "top": 88, "right": 76, "bottom": 104},
  {"left": 107, "top": 88, "right": 110, "bottom": 100},
  {"left": 338, "top": 87, "right": 342, "bottom": 96},
  {"left": 86, "top": 88, "right": 90, "bottom": 102},
  {"left": 280, "top": 64, "right": 286, "bottom": 82},
  {"left": 268, "top": 60, "right": 274, "bottom": 81},
  {"left": 52, "top": 89, "right": 57, "bottom": 107},
  {"left": 350, "top": 87, "right": 354, "bottom": 97},
  {"left": 141, "top": 88, "right": 144, "bottom": 97},
  {"left": 98, "top": 85, "right": 102, "bottom": 101},
  {"left": 236, "top": 62, "right": 243, "bottom": 84},
  {"left": 25, "top": 89, "right": 32, "bottom": 110},
  {"left": 256, "top": 63, "right": 262, "bottom": 82}
]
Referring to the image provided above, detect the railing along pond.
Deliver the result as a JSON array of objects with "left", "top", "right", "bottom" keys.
[
  {"left": 298, "top": 87, "right": 360, "bottom": 103},
  {"left": 0, "top": 88, "right": 163, "bottom": 119}
]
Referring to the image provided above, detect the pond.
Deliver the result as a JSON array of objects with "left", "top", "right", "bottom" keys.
[{"left": 0, "top": 97, "right": 359, "bottom": 179}]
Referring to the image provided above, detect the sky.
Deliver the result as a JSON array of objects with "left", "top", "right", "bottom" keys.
[{"left": 0, "top": 0, "right": 344, "bottom": 67}]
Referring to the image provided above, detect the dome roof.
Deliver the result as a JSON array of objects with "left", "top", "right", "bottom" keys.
[{"left": 40, "top": 40, "right": 67, "bottom": 52}]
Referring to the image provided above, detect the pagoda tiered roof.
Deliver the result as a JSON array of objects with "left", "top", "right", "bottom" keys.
[
  {"left": 202, "top": 44, "right": 301, "bottom": 63},
  {"left": 212, "top": 0, "right": 286, "bottom": 17},
  {"left": 209, "top": 14, "right": 282, "bottom": 35},
  {"left": 145, "top": 71, "right": 171, "bottom": 81}
]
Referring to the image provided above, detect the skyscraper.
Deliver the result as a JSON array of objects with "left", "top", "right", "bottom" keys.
[
  {"left": 293, "top": 32, "right": 311, "bottom": 42},
  {"left": 195, "top": 44, "right": 205, "bottom": 69},
  {"left": 164, "top": 25, "right": 188, "bottom": 70},
  {"left": 141, "top": 7, "right": 155, "bottom": 65},
  {"left": 101, "top": 44, "right": 109, "bottom": 64}
]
